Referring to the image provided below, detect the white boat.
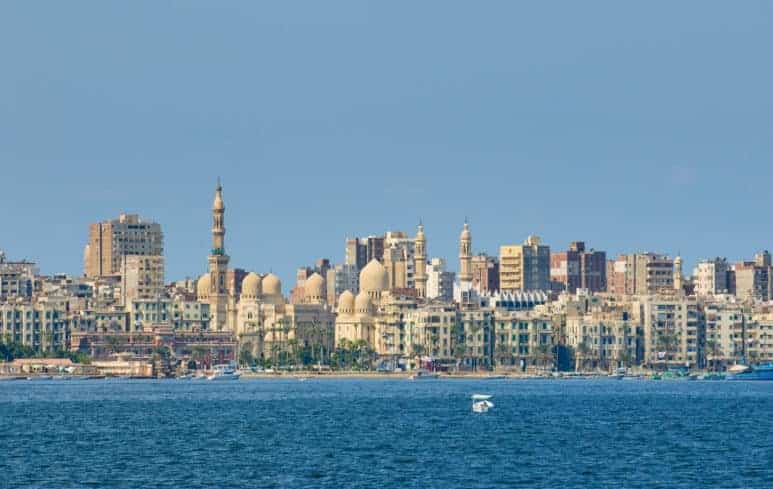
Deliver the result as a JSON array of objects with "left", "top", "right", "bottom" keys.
[
  {"left": 207, "top": 365, "right": 241, "bottom": 381},
  {"left": 471, "top": 394, "right": 494, "bottom": 413},
  {"left": 728, "top": 363, "right": 750, "bottom": 374},
  {"left": 409, "top": 368, "right": 439, "bottom": 380}
]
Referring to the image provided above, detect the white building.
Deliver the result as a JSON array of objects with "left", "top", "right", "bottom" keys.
[
  {"left": 426, "top": 258, "right": 455, "bottom": 302},
  {"left": 693, "top": 258, "right": 729, "bottom": 296}
]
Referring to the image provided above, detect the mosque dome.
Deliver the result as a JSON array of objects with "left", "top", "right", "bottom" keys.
[
  {"left": 262, "top": 273, "right": 282, "bottom": 297},
  {"left": 359, "top": 259, "right": 388, "bottom": 295},
  {"left": 196, "top": 274, "right": 210, "bottom": 299},
  {"left": 241, "top": 272, "right": 261, "bottom": 299},
  {"left": 337, "top": 290, "right": 355, "bottom": 315},
  {"left": 354, "top": 291, "right": 373, "bottom": 316},
  {"left": 304, "top": 273, "right": 325, "bottom": 302}
]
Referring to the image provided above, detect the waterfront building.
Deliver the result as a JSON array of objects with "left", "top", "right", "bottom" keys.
[
  {"left": 471, "top": 254, "right": 499, "bottom": 293},
  {"left": 564, "top": 302, "right": 639, "bottom": 371},
  {"left": 84, "top": 213, "right": 163, "bottom": 278},
  {"left": 403, "top": 302, "right": 457, "bottom": 366},
  {"left": 458, "top": 307, "right": 494, "bottom": 369},
  {"left": 493, "top": 310, "right": 554, "bottom": 370},
  {"left": 499, "top": 235, "right": 550, "bottom": 293},
  {"left": 633, "top": 294, "right": 703, "bottom": 368},
  {"left": 693, "top": 258, "right": 730, "bottom": 297},
  {"left": 550, "top": 241, "right": 606, "bottom": 293},
  {"left": 0, "top": 298, "right": 70, "bottom": 351}
]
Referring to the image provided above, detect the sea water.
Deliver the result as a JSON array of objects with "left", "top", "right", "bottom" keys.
[{"left": 1, "top": 378, "right": 771, "bottom": 488}]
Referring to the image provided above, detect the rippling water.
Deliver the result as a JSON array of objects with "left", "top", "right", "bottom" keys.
[{"left": 1, "top": 378, "right": 772, "bottom": 488}]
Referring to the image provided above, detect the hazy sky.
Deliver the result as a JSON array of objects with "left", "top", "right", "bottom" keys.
[{"left": 2, "top": 1, "right": 772, "bottom": 287}]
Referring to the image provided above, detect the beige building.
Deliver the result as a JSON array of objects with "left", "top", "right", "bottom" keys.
[
  {"left": 693, "top": 258, "right": 730, "bottom": 297},
  {"left": 0, "top": 298, "right": 70, "bottom": 351},
  {"left": 499, "top": 235, "right": 550, "bottom": 293},
  {"left": 493, "top": 310, "right": 554, "bottom": 370},
  {"left": 84, "top": 213, "right": 163, "bottom": 278},
  {"left": 120, "top": 255, "right": 165, "bottom": 305},
  {"left": 633, "top": 294, "right": 702, "bottom": 368},
  {"left": 565, "top": 308, "right": 638, "bottom": 371},
  {"left": 607, "top": 253, "right": 674, "bottom": 295}
]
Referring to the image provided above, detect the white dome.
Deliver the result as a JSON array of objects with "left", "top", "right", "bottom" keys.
[
  {"left": 196, "top": 274, "right": 210, "bottom": 299},
  {"left": 241, "top": 272, "right": 261, "bottom": 299},
  {"left": 337, "top": 290, "right": 355, "bottom": 315},
  {"left": 354, "top": 291, "right": 373, "bottom": 316},
  {"left": 359, "top": 259, "right": 388, "bottom": 295},
  {"left": 262, "top": 273, "right": 282, "bottom": 297},
  {"left": 304, "top": 273, "right": 325, "bottom": 302}
]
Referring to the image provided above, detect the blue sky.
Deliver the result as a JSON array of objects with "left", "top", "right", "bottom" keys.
[{"left": 1, "top": 1, "right": 772, "bottom": 287}]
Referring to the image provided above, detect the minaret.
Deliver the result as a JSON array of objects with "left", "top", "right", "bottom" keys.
[
  {"left": 673, "top": 255, "right": 683, "bottom": 293},
  {"left": 414, "top": 222, "right": 427, "bottom": 298},
  {"left": 459, "top": 221, "right": 472, "bottom": 285},
  {"left": 208, "top": 178, "right": 230, "bottom": 330}
]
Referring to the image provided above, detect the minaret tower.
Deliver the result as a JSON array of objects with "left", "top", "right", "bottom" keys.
[
  {"left": 459, "top": 221, "right": 472, "bottom": 285},
  {"left": 414, "top": 222, "right": 427, "bottom": 298},
  {"left": 673, "top": 255, "right": 683, "bottom": 293},
  {"left": 209, "top": 178, "right": 230, "bottom": 330}
]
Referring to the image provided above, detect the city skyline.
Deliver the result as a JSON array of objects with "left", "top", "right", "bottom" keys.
[
  {"left": 2, "top": 2, "right": 773, "bottom": 287},
  {"left": 1, "top": 178, "right": 772, "bottom": 289}
]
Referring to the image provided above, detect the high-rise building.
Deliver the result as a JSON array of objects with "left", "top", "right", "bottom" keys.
[
  {"left": 426, "top": 258, "right": 455, "bottom": 301},
  {"left": 120, "top": 255, "right": 165, "bottom": 305},
  {"left": 345, "top": 238, "right": 368, "bottom": 270},
  {"left": 385, "top": 231, "right": 415, "bottom": 289},
  {"left": 345, "top": 235, "right": 385, "bottom": 270},
  {"left": 84, "top": 213, "right": 163, "bottom": 278},
  {"left": 550, "top": 241, "right": 606, "bottom": 293},
  {"left": 327, "top": 263, "right": 359, "bottom": 304},
  {"left": 606, "top": 253, "right": 673, "bottom": 295},
  {"left": 693, "top": 258, "right": 730, "bottom": 296},
  {"left": 471, "top": 254, "right": 499, "bottom": 293},
  {"left": 499, "top": 235, "right": 550, "bottom": 292},
  {"left": 733, "top": 257, "right": 773, "bottom": 301}
]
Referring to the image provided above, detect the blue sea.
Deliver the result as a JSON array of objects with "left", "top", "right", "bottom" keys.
[{"left": 1, "top": 378, "right": 772, "bottom": 488}]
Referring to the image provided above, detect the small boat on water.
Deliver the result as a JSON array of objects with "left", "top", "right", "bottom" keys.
[
  {"left": 471, "top": 394, "right": 494, "bottom": 413},
  {"left": 409, "top": 368, "right": 439, "bottom": 380},
  {"left": 207, "top": 365, "right": 241, "bottom": 381},
  {"left": 727, "top": 363, "right": 773, "bottom": 381}
]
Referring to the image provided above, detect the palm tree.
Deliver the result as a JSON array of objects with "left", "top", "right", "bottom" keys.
[
  {"left": 575, "top": 341, "right": 590, "bottom": 372},
  {"left": 656, "top": 332, "right": 679, "bottom": 368},
  {"left": 495, "top": 342, "right": 511, "bottom": 368},
  {"left": 536, "top": 344, "right": 553, "bottom": 370}
]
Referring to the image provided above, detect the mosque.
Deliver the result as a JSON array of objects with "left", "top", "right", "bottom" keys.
[
  {"left": 193, "top": 180, "right": 494, "bottom": 369},
  {"left": 195, "top": 181, "right": 335, "bottom": 364}
]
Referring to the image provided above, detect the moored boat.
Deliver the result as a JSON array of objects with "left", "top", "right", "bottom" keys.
[
  {"left": 727, "top": 363, "right": 773, "bottom": 381},
  {"left": 207, "top": 365, "right": 241, "bottom": 381},
  {"left": 409, "top": 368, "right": 439, "bottom": 380}
]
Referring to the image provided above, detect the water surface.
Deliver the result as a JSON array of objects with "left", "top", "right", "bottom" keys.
[{"left": 1, "top": 378, "right": 771, "bottom": 488}]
